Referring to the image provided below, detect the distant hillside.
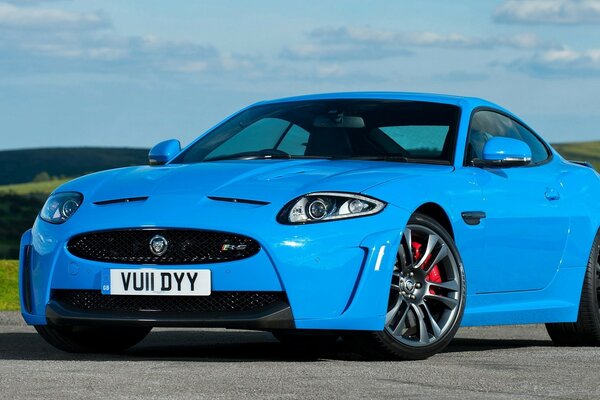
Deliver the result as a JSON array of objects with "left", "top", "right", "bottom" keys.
[
  {"left": 552, "top": 141, "right": 600, "bottom": 171},
  {"left": 0, "top": 147, "right": 148, "bottom": 185},
  {"left": 0, "top": 193, "right": 46, "bottom": 258},
  {"left": 0, "top": 143, "right": 596, "bottom": 187},
  {"left": 0, "top": 178, "right": 70, "bottom": 195}
]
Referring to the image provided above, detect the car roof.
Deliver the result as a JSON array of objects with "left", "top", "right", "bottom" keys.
[{"left": 256, "top": 91, "right": 507, "bottom": 112}]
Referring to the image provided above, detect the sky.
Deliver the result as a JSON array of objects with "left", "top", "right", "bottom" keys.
[{"left": 1, "top": 0, "right": 600, "bottom": 150}]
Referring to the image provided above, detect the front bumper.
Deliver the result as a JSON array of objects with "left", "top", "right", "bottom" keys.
[{"left": 20, "top": 196, "right": 408, "bottom": 331}]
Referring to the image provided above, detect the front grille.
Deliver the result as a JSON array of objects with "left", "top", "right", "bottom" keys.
[
  {"left": 53, "top": 290, "right": 287, "bottom": 313},
  {"left": 67, "top": 229, "right": 260, "bottom": 264}
]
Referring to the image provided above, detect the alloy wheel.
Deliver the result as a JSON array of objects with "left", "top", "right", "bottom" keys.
[{"left": 385, "top": 224, "right": 461, "bottom": 347}]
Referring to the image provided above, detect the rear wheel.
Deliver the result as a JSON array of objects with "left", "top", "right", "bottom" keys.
[
  {"left": 35, "top": 325, "right": 151, "bottom": 353},
  {"left": 347, "top": 213, "right": 466, "bottom": 360},
  {"left": 546, "top": 230, "right": 600, "bottom": 346}
]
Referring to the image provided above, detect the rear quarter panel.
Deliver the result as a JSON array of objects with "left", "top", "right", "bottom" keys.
[{"left": 555, "top": 157, "right": 600, "bottom": 269}]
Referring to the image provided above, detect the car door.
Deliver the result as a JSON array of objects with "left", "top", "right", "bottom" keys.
[{"left": 466, "top": 110, "right": 570, "bottom": 293}]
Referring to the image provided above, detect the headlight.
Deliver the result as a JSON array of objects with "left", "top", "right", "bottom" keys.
[
  {"left": 40, "top": 192, "right": 83, "bottom": 224},
  {"left": 278, "top": 192, "right": 386, "bottom": 224}
]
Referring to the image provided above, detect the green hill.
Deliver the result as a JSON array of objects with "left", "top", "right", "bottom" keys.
[
  {"left": 0, "top": 147, "right": 148, "bottom": 185},
  {"left": 0, "top": 147, "right": 149, "bottom": 259},
  {"left": 0, "top": 178, "right": 70, "bottom": 195},
  {"left": 0, "top": 193, "right": 47, "bottom": 258},
  {"left": 552, "top": 141, "right": 600, "bottom": 171}
]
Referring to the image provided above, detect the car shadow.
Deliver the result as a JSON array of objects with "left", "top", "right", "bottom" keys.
[
  {"left": 444, "top": 337, "right": 553, "bottom": 353},
  {"left": 0, "top": 328, "right": 554, "bottom": 362}
]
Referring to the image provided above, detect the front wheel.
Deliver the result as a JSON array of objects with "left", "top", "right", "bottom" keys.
[
  {"left": 347, "top": 213, "right": 466, "bottom": 360},
  {"left": 35, "top": 325, "right": 151, "bottom": 353}
]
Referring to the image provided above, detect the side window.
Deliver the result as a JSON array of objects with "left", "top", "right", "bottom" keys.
[
  {"left": 276, "top": 125, "right": 310, "bottom": 155},
  {"left": 466, "top": 111, "right": 550, "bottom": 165},
  {"left": 513, "top": 122, "right": 551, "bottom": 164}
]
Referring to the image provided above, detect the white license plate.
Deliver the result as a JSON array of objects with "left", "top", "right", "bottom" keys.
[{"left": 101, "top": 269, "right": 211, "bottom": 296}]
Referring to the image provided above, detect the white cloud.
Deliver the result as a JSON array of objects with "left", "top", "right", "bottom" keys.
[
  {"left": 312, "top": 26, "right": 552, "bottom": 49},
  {"left": 402, "top": 31, "right": 479, "bottom": 48},
  {"left": 0, "top": 2, "right": 262, "bottom": 79},
  {"left": 314, "top": 64, "right": 346, "bottom": 79},
  {"left": 0, "top": 2, "right": 110, "bottom": 30},
  {"left": 493, "top": 33, "right": 553, "bottom": 49},
  {"left": 1, "top": 0, "right": 70, "bottom": 5},
  {"left": 281, "top": 26, "right": 556, "bottom": 62},
  {"left": 281, "top": 42, "right": 411, "bottom": 61},
  {"left": 511, "top": 47, "right": 600, "bottom": 76},
  {"left": 433, "top": 71, "right": 489, "bottom": 82},
  {"left": 310, "top": 26, "right": 397, "bottom": 45},
  {"left": 494, "top": 0, "right": 600, "bottom": 25}
]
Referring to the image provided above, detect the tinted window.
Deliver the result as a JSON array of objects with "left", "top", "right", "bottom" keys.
[
  {"left": 380, "top": 126, "right": 449, "bottom": 158},
  {"left": 276, "top": 125, "right": 310, "bottom": 154},
  {"left": 173, "top": 100, "right": 460, "bottom": 164},
  {"left": 205, "top": 118, "right": 289, "bottom": 160},
  {"left": 466, "top": 110, "right": 550, "bottom": 165}
]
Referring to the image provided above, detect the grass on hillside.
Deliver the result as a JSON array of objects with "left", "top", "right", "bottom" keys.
[
  {"left": 0, "top": 178, "right": 70, "bottom": 195},
  {"left": 553, "top": 141, "right": 600, "bottom": 171},
  {"left": 0, "top": 260, "right": 19, "bottom": 311}
]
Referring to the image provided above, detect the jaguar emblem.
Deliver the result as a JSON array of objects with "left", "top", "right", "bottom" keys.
[{"left": 149, "top": 235, "right": 169, "bottom": 256}]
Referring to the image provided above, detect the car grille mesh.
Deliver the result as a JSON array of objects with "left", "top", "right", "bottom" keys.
[
  {"left": 53, "top": 290, "right": 287, "bottom": 313},
  {"left": 67, "top": 229, "right": 260, "bottom": 264}
]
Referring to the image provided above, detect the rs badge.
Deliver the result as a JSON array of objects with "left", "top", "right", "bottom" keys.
[{"left": 221, "top": 244, "right": 247, "bottom": 251}]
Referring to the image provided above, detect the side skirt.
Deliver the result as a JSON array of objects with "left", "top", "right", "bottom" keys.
[{"left": 461, "top": 267, "right": 585, "bottom": 326}]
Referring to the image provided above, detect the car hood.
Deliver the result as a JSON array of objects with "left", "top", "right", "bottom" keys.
[{"left": 58, "top": 160, "right": 453, "bottom": 205}]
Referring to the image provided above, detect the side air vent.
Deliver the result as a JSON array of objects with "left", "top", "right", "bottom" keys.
[
  {"left": 207, "top": 196, "right": 270, "bottom": 205},
  {"left": 94, "top": 196, "right": 149, "bottom": 205}
]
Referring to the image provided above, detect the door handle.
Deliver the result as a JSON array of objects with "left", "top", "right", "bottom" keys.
[{"left": 545, "top": 187, "right": 560, "bottom": 201}]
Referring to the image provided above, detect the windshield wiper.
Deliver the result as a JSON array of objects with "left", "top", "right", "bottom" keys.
[
  {"left": 204, "top": 152, "right": 335, "bottom": 162},
  {"left": 342, "top": 155, "right": 410, "bottom": 162},
  {"left": 204, "top": 151, "right": 291, "bottom": 162}
]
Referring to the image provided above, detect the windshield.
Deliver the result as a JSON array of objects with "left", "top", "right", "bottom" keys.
[{"left": 172, "top": 100, "right": 460, "bottom": 165}]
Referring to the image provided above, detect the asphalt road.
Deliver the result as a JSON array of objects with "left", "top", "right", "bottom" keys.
[{"left": 1, "top": 312, "right": 599, "bottom": 400}]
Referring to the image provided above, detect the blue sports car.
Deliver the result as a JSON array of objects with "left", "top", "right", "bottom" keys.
[{"left": 19, "top": 92, "right": 600, "bottom": 360}]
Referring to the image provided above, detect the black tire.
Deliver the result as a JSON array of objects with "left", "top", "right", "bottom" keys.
[
  {"left": 345, "top": 213, "right": 466, "bottom": 360},
  {"left": 546, "top": 229, "right": 600, "bottom": 346},
  {"left": 35, "top": 325, "right": 151, "bottom": 353}
]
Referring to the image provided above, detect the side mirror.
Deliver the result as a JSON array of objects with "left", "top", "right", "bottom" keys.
[
  {"left": 149, "top": 139, "right": 181, "bottom": 166},
  {"left": 473, "top": 137, "right": 532, "bottom": 168}
]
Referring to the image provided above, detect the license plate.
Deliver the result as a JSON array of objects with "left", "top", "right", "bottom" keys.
[{"left": 101, "top": 269, "right": 211, "bottom": 296}]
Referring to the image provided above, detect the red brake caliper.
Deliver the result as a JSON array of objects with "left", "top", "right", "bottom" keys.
[{"left": 412, "top": 241, "right": 442, "bottom": 295}]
